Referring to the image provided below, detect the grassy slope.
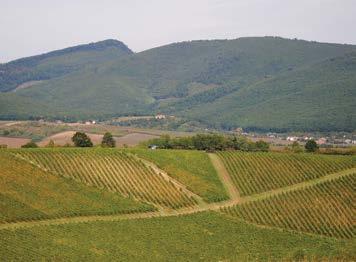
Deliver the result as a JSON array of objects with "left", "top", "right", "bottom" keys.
[
  {"left": 0, "top": 212, "right": 354, "bottom": 261},
  {"left": 0, "top": 151, "right": 154, "bottom": 222},
  {"left": 129, "top": 149, "right": 228, "bottom": 202},
  {"left": 1, "top": 37, "right": 356, "bottom": 130}
]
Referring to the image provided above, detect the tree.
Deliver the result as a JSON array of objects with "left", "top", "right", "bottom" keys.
[
  {"left": 291, "top": 141, "right": 303, "bottom": 153},
  {"left": 305, "top": 139, "right": 318, "bottom": 152},
  {"left": 71, "top": 132, "right": 93, "bottom": 147},
  {"left": 255, "top": 140, "right": 270, "bottom": 152},
  {"left": 101, "top": 132, "right": 116, "bottom": 148},
  {"left": 21, "top": 141, "right": 38, "bottom": 148}
]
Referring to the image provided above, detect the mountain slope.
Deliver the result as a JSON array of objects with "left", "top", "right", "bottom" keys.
[
  {"left": 0, "top": 39, "right": 132, "bottom": 92},
  {"left": 184, "top": 52, "right": 356, "bottom": 131},
  {"left": 0, "top": 37, "right": 355, "bottom": 130}
]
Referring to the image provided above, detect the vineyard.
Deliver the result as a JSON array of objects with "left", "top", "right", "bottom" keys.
[
  {"left": 0, "top": 147, "right": 355, "bottom": 261},
  {"left": 129, "top": 149, "right": 228, "bottom": 202},
  {"left": 1, "top": 212, "right": 353, "bottom": 261},
  {"left": 218, "top": 151, "right": 355, "bottom": 196},
  {"left": 221, "top": 173, "right": 355, "bottom": 239},
  {"left": 0, "top": 151, "right": 153, "bottom": 224},
  {"left": 14, "top": 149, "right": 197, "bottom": 209}
]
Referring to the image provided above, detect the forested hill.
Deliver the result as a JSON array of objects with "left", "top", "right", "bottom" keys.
[
  {"left": 0, "top": 37, "right": 355, "bottom": 131},
  {"left": 0, "top": 39, "right": 132, "bottom": 92}
]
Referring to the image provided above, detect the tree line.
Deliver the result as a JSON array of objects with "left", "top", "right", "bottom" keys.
[{"left": 145, "top": 134, "right": 270, "bottom": 152}]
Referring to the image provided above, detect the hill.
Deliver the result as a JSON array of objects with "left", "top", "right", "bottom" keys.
[
  {"left": 1, "top": 212, "right": 353, "bottom": 261},
  {"left": 14, "top": 148, "right": 198, "bottom": 209},
  {"left": 0, "top": 150, "right": 154, "bottom": 223},
  {"left": 222, "top": 173, "right": 355, "bottom": 239},
  {"left": 0, "top": 39, "right": 132, "bottom": 92},
  {"left": 0, "top": 37, "right": 355, "bottom": 131},
  {"left": 0, "top": 148, "right": 355, "bottom": 260},
  {"left": 185, "top": 52, "right": 356, "bottom": 131}
]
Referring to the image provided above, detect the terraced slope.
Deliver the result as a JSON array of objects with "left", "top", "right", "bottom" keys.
[
  {"left": 14, "top": 149, "right": 197, "bottom": 209},
  {"left": 221, "top": 173, "right": 355, "bottom": 239},
  {"left": 218, "top": 151, "right": 355, "bottom": 196},
  {"left": 0, "top": 151, "right": 153, "bottom": 223}
]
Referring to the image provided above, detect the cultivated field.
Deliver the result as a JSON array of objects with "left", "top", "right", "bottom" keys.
[
  {"left": 222, "top": 172, "right": 355, "bottom": 239},
  {"left": 130, "top": 149, "right": 228, "bottom": 202},
  {"left": 0, "top": 148, "right": 355, "bottom": 261},
  {"left": 1, "top": 212, "right": 353, "bottom": 261},
  {"left": 15, "top": 149, "right": 198, "bottom": 209},
  {"left": 218, "top": 151, "right": 355, "bottom": 196},
  {"left": 38, "top": 131, "right": 104, "bottom": 146},
  {"left": 0, "top": 136, "right": 31, "bottom": 148},
  {"left": 0, "top": 120, "right": 191, "bottom": 148},
  {"left": 116, "top": 133, "right": 159, "bottom": 147},
  {"left": 0, "top": 151, "right": 153, "bottom": 223}
]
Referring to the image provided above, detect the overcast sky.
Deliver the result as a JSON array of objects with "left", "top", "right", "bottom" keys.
[{"left": 1, "top": 0, "right": 355, "bottom": 62}]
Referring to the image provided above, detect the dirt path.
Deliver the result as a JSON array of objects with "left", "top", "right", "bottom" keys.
[
  {"left": 208, "top": 153, "right": 240, "bottom": 202},
  {"left": 133, "top": 154, "right": 207, "bottom": 207},
  {"left": 238, "top": 167, "right": 356, "bottom": 204},
  {"left": 0, "top": 159, "right": 354, "bottom": 230}
]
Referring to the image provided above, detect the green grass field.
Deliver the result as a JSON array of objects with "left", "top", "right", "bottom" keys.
[
  {"left": 129, "top": 149, "right": 228, "bottom": 202},
  {"left": 218, "top": 151, "right": 355, "bottom": 196},
  {"left": 0, "top": 151, "right": 154, "bottom": 223},
  {"left": 1, "top": 212, "right": 354, "bottom": 261}
]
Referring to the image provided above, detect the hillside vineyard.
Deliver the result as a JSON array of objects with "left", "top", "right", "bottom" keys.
[
  {"left": 221, "top": 173, "right": 355, "bottom": 239},
  {"left": 218, "top": 151, "right": 355, "bottom": 196},
  {"left": 15, "top": 149, "right": 197, "bottom": 209}
]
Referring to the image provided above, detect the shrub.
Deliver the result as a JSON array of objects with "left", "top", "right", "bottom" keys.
[
  {"left": 46, "top": 139, "right": 55, "bottom": 148},
  {"left": 291, "top": 141, "right": 303, "bottom": 153},
  {"left": 21, "top": 141, "right": 38, "bottom": 148},
  {"left": 255, "top": 140, "right": 269, "bottom": 152}
]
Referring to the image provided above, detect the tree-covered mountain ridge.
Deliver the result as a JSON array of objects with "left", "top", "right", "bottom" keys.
[{"left": 0, "top": 36, "right": 355, "bottom": 131}]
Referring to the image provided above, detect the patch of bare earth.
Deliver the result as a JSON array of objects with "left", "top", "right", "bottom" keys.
[
  {"left": 38, "top": 131, "right": 104, "bottom": 146},
  {"left": 0, "top": 137, "right": 31, "bottom": 148},
  {"left": 115, "top": 133, "right": 158, "bottom": 147},
  {"left": 12, "top": 80, "right": 44, "bottom": 92}
]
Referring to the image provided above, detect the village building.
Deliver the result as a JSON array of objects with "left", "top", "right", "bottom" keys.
[
  {"left": 155, "top": 114, "right": 166, "bottom": 120},
  {"left": 317, "top": 137, "right": 327, "bottom": 145}
]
